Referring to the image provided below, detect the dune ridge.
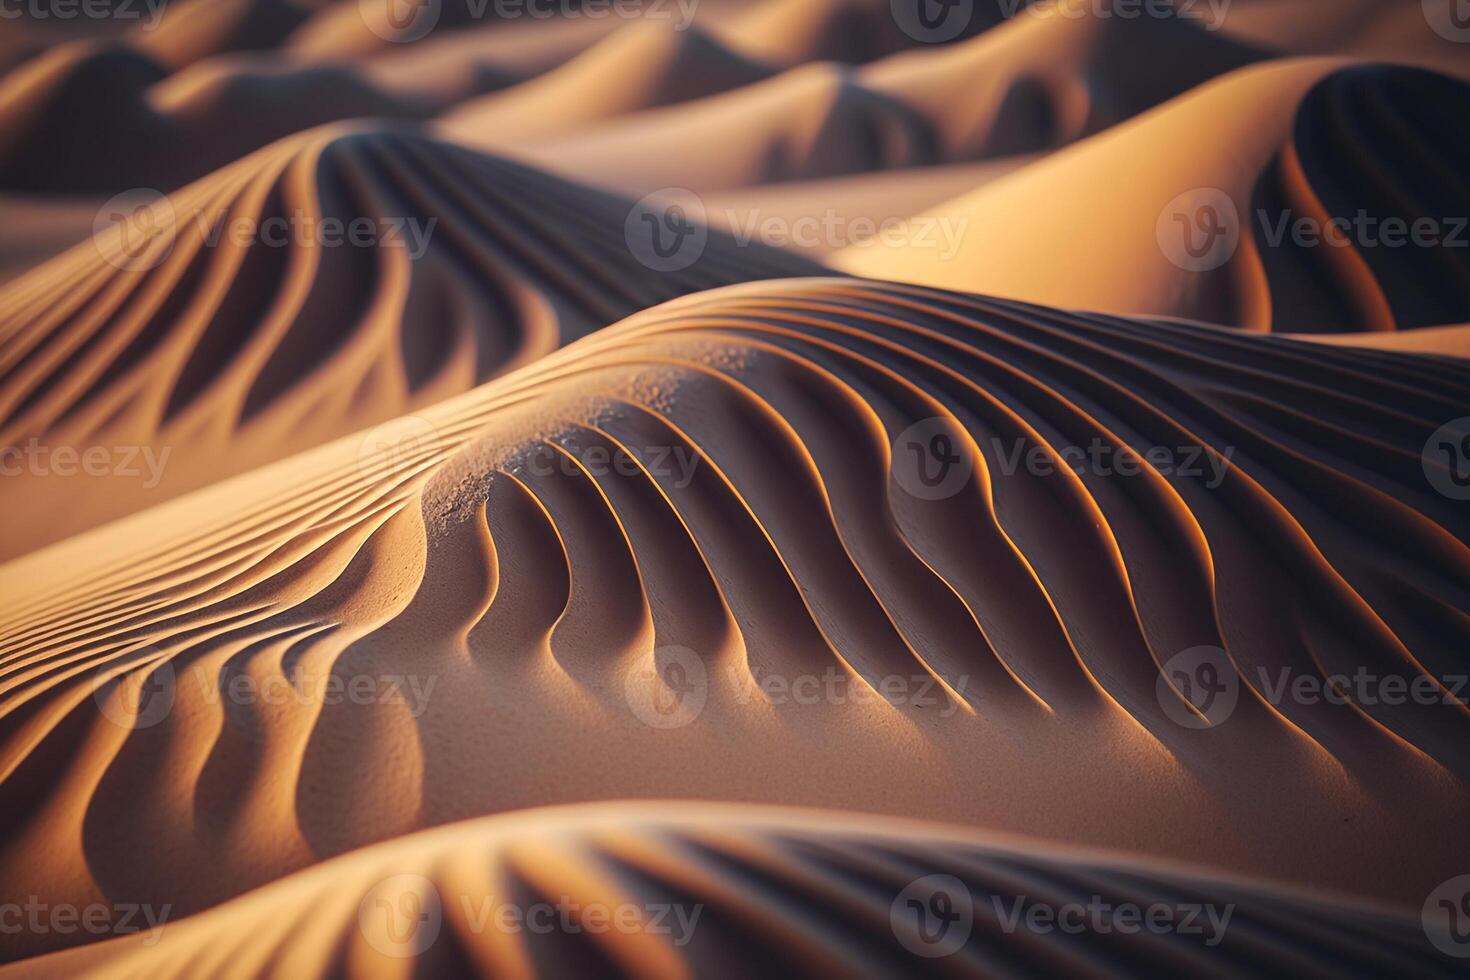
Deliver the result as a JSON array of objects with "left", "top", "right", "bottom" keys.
[
  {"left": 0, "top": 124, "right": 818, "bottom": 557},
  {"left": 836, "top": 61, "right": 1470, "bottom": 331},
  {"left": 1, "top": 801, "right": 1456, "bottom": 977},
  {"left": 2, "top": 280, "right": 1466, "bottom": 952}
]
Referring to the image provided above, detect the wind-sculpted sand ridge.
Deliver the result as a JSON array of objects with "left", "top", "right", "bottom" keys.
[
  {"left": 837, "top": 61, "right": 1470, "bottom": 332},
  {"left": 0, "top": 124, "right": 818, "bottom": 558},
  {"left": 1, "top": 802, "right": 1458, "bottom": 978},
  {"left": 1, "top": 280, "right": 1467, "bottom": 954}
]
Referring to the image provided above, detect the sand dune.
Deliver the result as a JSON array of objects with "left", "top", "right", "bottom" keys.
[
  {"left": 0, "top": 126, "right": 816, "bottom": 558},
  {"left": 1219, "top": 0, "right": 1470, "bottom": 78},
  {"left": 471, "top": 5, "right": 1268, "bottom": 196},
  {"left": 3, "top": 280, "right": 1466, "bottom": 949},
  {"left": 440, "top": 22, "right": 775, "bottom": 144},
  {"left": 836, "top": 61, "right": 1470, "bottom": 331},
  {"left": 130, "top": 0, "right": 317, "bottom": 71},
  {"left": 2, "top": 801, "right": 1457, "bottom": 976},
  {"left": 1, "top": 5, "right": 1466, "bottom": 975}
]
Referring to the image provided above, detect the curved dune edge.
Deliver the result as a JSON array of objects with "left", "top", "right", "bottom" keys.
[
  {"left": 1, "top": 279, "right": 1467, "bottom": 952},
  {"left": 0, "top": 122, "right": 817, "bottom": 559},
  {"left": 467, "top": 3, "right": 1262, "bottom": 197},
  {"left": 1, "top": 801, "right": 1459, "bottom": 977},
  {"left": 834, "top": 60, "right": 1470, "bottom": 332}
]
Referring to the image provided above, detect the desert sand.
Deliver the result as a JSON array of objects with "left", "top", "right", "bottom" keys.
[{"left": 0, "top": 0, "right": 1467, "bottom": 975}]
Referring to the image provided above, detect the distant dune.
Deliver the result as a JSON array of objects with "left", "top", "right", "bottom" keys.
[{"left": 835, "top": 62, "right": 1470, "bottom": 331}]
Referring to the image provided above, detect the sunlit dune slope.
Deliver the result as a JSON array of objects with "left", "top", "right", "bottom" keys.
[
  {"left": 1, "top": 802, "right": 1457, "bottom": 977},
  {"left": 2, "top": 280, "right": 1466, "bottom": 949},
  {"left": 835, "top": 61, "right": 1470, "bottom": 332},
  {"left": 0, "top": 124, "right": 818, "bottom": 559}
]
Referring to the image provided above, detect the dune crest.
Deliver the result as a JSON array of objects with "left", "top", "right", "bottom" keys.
[
  {"left": 2, "top": 280, "right": 1466, "bottom": 951},
  {"left": 836, "top": 61, "right": 1470, "bottom": 331},
  {"left": 3, "top": 802, "right": 1456, "bottom": 977},
  {"left": 0, "top": 126, "right": 817, "bottom": 558}
]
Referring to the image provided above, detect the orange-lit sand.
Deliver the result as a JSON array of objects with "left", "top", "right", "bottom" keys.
[{"left": 1, "top": 2, "right": 1467, "bottom": 975}]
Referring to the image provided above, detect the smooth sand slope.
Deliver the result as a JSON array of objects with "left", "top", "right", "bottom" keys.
[
  {"left": 0, "top": 124, "right": 817, "bottom": 558},
  {"left": 1, "top": 802, "right": 1458, "bottom": 977},
  {"left": 836, "top": 61, "right": 1470, "bottom": 332},
  {"left": 2, "top": 280, "right": 1466, "bottom": 957}
]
